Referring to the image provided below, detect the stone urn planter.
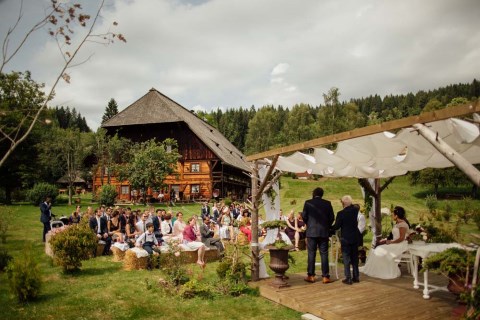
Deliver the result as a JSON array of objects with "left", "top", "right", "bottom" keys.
[{"left": 266, "top": 245, "right": 293, "bottom": 288}]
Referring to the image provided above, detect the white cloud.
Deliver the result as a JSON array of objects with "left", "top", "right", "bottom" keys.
[{"left": 0, "top": 0, "right": 479, "bottom": 131}]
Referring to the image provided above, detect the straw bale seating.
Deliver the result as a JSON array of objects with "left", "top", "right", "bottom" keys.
[{"left": 123, "top": 249, "right": 149, "bottom": 270}]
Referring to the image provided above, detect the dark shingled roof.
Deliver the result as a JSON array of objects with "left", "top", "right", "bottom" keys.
[{"left": 102, "top": 88, "right": 250, "bottom": 172}]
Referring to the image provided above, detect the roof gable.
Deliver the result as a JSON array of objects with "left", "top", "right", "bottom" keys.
[{"left": 102, "top": 88, "right": 250, "bottom": 171}]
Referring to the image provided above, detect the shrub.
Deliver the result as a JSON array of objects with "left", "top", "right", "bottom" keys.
[
  {"left": 49, "top": 220, "right": 98, "bottom": 272},
  {"left": 425, "top": 194, "right": 438, "bottom": 215},
  {"left": 0, "top": 206, "right": 14, "bottom": 243},
  {"left": 6, "top": 246, "right": 42, "bottom": 302},
  {"left": 458, "top": 196, "right": 474, "bottom": 223},
  {"left": 25, "top": 183, "right": 58, "bottom": 206},
  {"left": 442, "top": 202, "right": 452, "bottom": 222},
  {"left": 0, "top": 249, "right": 13, "bottom": 271},
  {"left": 98, "top": 184, "right": 118, "bottom": 207},
  {"left": 160, "top": 239, "right": 189, "bottom": 286}
]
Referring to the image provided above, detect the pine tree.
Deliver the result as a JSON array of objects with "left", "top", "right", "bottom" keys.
[{"left": 102, "top": 98, "right": 119, "bottom": 124}]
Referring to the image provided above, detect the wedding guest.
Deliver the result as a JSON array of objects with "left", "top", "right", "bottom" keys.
[
  {"left": 40, "top": 196, "right": 53, "bottom": 242},
  {"left": 173, "top": 211, "right": 186, "bottom": 240},
  {"left": 136, "top": 222, "right": 159, "bottom": 255},
  {"left": 89, "top": 208, "right": 112, "bottom": 256},
  {"left": 108, "top": 210, "right": 123, "bottom": 242},
  {"left": 183, "top": 217, "right": 206, "bottom": 267},
  {"left": 161, "top": 211, "right": 174, "bottom": 241},
  {"left": 302, "top": 187, "right": 335, "bottom": 284},
  {"left": 332, "top": 195, "right": 361, "bottom": 285},
  {"left": 200, "top": 216, "right": 224, "bottom": 254}
]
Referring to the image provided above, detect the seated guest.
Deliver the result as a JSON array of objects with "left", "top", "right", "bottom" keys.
[
  {"left": 173, "top": 211, "right": 186, "bottom": 240},
  {"left": 200, "top": 216, "right": 224, "bottom": 254},
  {"left": 285, "top": 210, "right": 306, "bottom": 251},
  {"left": 360, "top": 206, "right": 410, "bottom": 279},
  {"left": 69, "top": 209, "right": 81, "bottom": 225},
  {"left": 152, "top": 209, "right": 164, "bottom": 244},
  {"left": 239, "top": 210, "right": 252, "bottom": 242},
  {"left": 219, "top": 207, "right": 234, "bottom": 241},
  {"left": 183, "top": 217, "right": 206, "bottom": 267},
  {"left": 136, "top": 222, "right": 160, "bottom": 255},
  {"left": 89, "top": 208, "right": 112, "bottom": 256},
  {"left": 124, "top": 210, "right": 137, "bottom": 245},
  {"left": 161, "top": 212, "right": 174, "bottom": 241},
  {"left": 201, "top": 201, "right": 211, "bottom": 220},
  {"left": 135, "top": 212, "right": 150, "bottom": 235},
  {"left": 212, "top": 202, "right": 220, "bottom": 223},
  {"left": 108, "top": 210, "right": 123, "bottom": 242}
]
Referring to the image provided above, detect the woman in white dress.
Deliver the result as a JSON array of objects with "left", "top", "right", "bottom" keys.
[
  {"left": 360, "top": 206, "right": 410, "bottom": 279},
  {"left": 172, "top": 211, "right": 186, "bottom": 241}
]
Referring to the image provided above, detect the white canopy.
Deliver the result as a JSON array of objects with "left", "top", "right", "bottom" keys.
[{"left": 275, "top": 118, "right": 480, "bottom": 178}]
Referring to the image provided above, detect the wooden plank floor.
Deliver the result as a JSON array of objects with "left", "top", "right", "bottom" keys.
[{"left": 249, "top": 268, "right": 460, "bottom": 320}]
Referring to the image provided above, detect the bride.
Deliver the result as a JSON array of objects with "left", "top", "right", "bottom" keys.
[{"left": 360, "top": 206, "right": 410, "bottom": 279}]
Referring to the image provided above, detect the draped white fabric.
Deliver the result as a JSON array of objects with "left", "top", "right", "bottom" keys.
[
  {"left": 275, "top": 118, "right": 480, "bottom": 178},
  {"left": 258, "top": 165, "right": 292, "bottom": 248}
]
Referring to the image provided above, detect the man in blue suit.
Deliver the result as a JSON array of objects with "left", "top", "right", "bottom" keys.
[
  {"left": 302, "top": 187, "right": 335, "bottom": 283},
  {"left": 40, "top": 196, "right": 53, "bottom": 242},
  {"left": 89, "top": 208, "right": 112, "bottom": 256},
  {"left": 332, "top": 195, "right": 361, "bottom": 285}
]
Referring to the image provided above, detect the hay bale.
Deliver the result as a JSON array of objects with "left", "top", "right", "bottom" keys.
[
  {"left": 96, "top": 242, "right": 105, "bottom": 257},
  {"left": 111, "top": 246, "right": 126, "bottom": 262},
  {"left": 123, "top": 250, "right": 148, "bottom": 270}
]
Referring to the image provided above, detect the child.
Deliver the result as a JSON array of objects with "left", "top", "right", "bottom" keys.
[{"left": 135, "top": 222, "right": 160, "bottom": 255}]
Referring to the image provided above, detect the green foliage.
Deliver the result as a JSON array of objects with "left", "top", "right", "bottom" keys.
[
  {"left": 49, "top": 221, "right": 98, "bottom": 272},
  {"left": 424, "top": 194, "right": 438, "bottom": 214},
  {"left": 116, "top": 139, "right": 180, "bottom": 199},
  {"left": 442, "top": 202, "right": 452, "bottom": 222},
  {"left": 98, "top": 184, "right": 118, "bottom": 206},
  {"left": 423, "top": 247, "right": 475, "bottom": 281},
  {"left": 473, "top": 209, "right": 480, "bottom": 230},
  {"left": 223, "top": 197, "right": 232, "bottom": 207},
  {"left": 0, "top": 205, "right": 13, "bottom": 243},
  {"left": 160, "top": 239, "right": 189, "bottom": 286},
  {"left": 6, "top": 245, "right": 42, "bottom": 302},
  {"left": 26, "top": 182, "right": 58, "bottom": 205},
  {"left": 459, "top": 197, "right": 475, "bottom": 223},
  {"left": 260, "top": 220, "right": 287, "bottom": 230},
  {"left": 0, "top": 249, "right": 12, "bottom": 271},
  {"left": 179, "top": 279, "right": 214, "bottom": 299}
]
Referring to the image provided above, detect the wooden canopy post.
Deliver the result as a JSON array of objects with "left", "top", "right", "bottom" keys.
[
  {"left": 413, "top": 123, "right": 480, "bottom": 187},
  {"left": 250, "top": 160, "right": 260, "bottom": 281}
]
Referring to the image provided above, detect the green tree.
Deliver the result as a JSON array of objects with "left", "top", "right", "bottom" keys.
[
  {"left": 38, "top": 128, "right": 90, "bottom": 205},
  {"left": 102, "top": 98, "right": 119, "bottom": 124},
  {"left": 281, "top": 103, "right": 316, "bottom": 144},
  {"left": 422, "top": 98, "right": 444, "bottom": 112},
  {"left": 117, "top": 139, "right": 180, "bottom": 204},
  {"left": 245, "top": 106, "right": 283, "bottom": 155},
  {"left": 0, "top": 0, "right": 125, "bottom": 167}
]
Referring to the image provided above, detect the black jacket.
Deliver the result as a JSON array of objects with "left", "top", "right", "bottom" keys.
[
  {"left": 302, "top": 197, "right": 334, "bottom": 238},
  {"left": 332, "top": 204, "right": 361, "bottom": 245}
]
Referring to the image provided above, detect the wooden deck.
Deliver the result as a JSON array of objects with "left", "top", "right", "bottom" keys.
[{"left": 250, "top": 269, "right": 461, "bottom": 320}]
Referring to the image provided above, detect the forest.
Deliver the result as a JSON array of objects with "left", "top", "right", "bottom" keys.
[{"left": 0, "top": 72, "right": 479, "bottom": 204}]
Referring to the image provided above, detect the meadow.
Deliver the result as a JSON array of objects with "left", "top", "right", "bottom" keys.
[{"left": 0, "top": 176, "right": 479, "bottom": 320}]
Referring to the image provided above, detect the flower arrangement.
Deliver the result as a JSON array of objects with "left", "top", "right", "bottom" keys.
[{"left": 409, "top": 225, "right": 429, "bottom": 243}]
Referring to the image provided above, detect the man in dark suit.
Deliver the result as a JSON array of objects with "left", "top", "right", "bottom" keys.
[
  {"left": 89, "top": 208, "right": 111, "bottom": 256},
  {"left": 302, "top": 187, "right": 335, "bottom": 284},
  {"left": 200, "top": 216, "right": 224, "bottom": 254},
  {"left": 200, "top": 202, "right": 211, "bottom": 220},
  {"left": 152, "top": 209, "right": 164, "bottom": 243},
  {"left": 40, "top": 196, "right": 53, "bottom": 242},
  {"left": 332, "top": 195, "right": 361, "bottom": 285}
]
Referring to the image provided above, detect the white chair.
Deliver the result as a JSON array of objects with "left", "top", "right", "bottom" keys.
[
  {"left": 395, "top": 250, "right": 414, "bottom": 274},
  {"left": 315, "top": 234, "right": 340, "bottom": 279}
]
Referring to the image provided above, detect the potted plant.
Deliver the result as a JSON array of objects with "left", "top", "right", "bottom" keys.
[
  {"left": 423, "top": 247, "right": 475, "bottom": 295},
  {"left": 261, "top": 220, "right": 293, "bottom": 288}
]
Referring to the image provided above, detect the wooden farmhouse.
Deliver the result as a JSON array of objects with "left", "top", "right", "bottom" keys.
[{"left": 96, "top": 88, "right": 251, "bottom": 203}]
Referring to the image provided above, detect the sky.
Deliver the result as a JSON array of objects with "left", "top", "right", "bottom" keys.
[{"left": 0, "top": 0, "right": 479, "bottom": 131}]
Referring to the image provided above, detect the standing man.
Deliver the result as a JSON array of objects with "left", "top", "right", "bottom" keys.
[
  {"left": 40, "top": 196, "right": 53, "bottom": 242},
  {"left": 302, "top": 187, "right": 334, "bottom": 284},
  {"left": 332, "top": 195, "right": 361, "bottom": 285}
]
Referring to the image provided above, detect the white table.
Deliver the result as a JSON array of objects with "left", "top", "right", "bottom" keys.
[{"left": 408, "top": 242, "right": 464, "bottom": 299}]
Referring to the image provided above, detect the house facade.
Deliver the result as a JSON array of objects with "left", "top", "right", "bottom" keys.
[{"left": 95, "top": 88, "right": 251, "bottom": 202}]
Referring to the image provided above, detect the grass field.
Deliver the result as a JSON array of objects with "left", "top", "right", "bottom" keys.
[{"left": 0, "top": 176, "right": 479, "bottom": 319}]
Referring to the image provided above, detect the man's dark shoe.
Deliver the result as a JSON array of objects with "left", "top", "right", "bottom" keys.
[
  {"left": 322, "top": 277, "right": 332, "bottom": 284},
  {"left": 304, "top": 275, "right": 316, "bottom": 283},
  {"left": 352, "top": 278, "right": 360, "bottom": 283},
  {"left": 342, "top": 278, "right": 353, "bottom": 285}
]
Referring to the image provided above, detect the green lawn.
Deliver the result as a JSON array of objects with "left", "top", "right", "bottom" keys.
[{"left": 0, "top": 176, "right": 479, "bottom": 319}]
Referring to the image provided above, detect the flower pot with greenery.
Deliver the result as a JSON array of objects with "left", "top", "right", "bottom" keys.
[
  {"left": 261, "top": 220, "right": 294, "bottom": 288},
  {"left": 423, "top": 247, "right": 475, "bottom": 295}
]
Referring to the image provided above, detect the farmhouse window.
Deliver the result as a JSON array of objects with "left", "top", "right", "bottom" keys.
[{"left": 191, "top": 163, "right": 200, "bottom": 172}]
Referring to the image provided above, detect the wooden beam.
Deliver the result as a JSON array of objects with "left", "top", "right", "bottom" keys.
[{"left": 246, "top": 101, "right": 480, "bottom": 161}]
